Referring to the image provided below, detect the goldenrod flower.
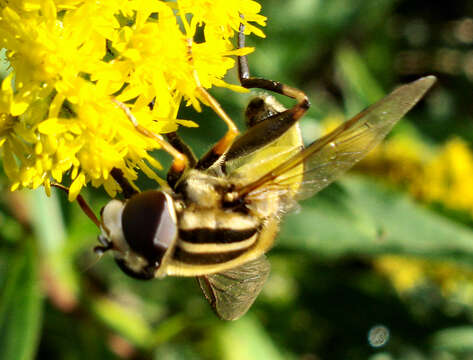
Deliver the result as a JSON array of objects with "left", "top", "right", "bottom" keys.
[
  {"left": 0, "top": 0, "right": 266, "bottom": 199},
  {"left": 357, "top": 133, "right": 427, "bottom": 191},
  {"left": 374, "top": 255, "right": 426, "bottom": 293},
  {"left": 421, "top": 138, "right": 473, "bottom": 213},
  {"left": 374, "top": 255, "right": 473, "bottom": 307},
  {"left": 358, "top": 133, "right": 473, "bottom": 217}
]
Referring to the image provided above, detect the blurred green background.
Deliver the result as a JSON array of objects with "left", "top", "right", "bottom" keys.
[{"left": 2, "top": 0, "right": 473, "bottom": 359}]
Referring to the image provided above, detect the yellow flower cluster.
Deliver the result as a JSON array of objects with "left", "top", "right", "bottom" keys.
[
  {"left": 359, "top": 134, "right": 473, "bottom": 217},
  {"left": 420, "top": 138, "right": 473, "bottom": 211},
  {"left": 0, "top": 0, "right": 266, "bottom": 199},
  {"left": 374, "top": 255, "right": 473, "bottom": 305}
]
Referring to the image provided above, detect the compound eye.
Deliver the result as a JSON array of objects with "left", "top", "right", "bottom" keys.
[{"left": 121, "top": 191, "right": 177, "bottom": 267}]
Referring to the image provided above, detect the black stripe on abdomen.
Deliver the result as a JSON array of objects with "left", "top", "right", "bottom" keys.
[
  {"left": 179, "top": 227, "right": 258, "bottom": 244},
  {"left": 172, "top": 246, "right": 251, "bottom": 265}
]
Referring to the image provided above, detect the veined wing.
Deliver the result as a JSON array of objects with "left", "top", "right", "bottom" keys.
[
  {"left": 226, "top": 124, "right": 303, "bottom": 186},
  {"left": 197, "top": 256, "right": 270, "bottom": 321},
  {"left": 238, "top": 76, "right": 436, "bottom": 201}
]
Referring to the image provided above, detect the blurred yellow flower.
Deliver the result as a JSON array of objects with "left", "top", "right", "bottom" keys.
[
  {"left": 373, "top": 255, "right": 425, "bottom": 293},
  {"left": 0, "top": 0, "right": 266, "bottom": 199},
  {"left": 374, "top": 255, "right": 473, "bottom": 305},
  {"left": 420, "top": 138, "right": 473, "bottom": 213},
  {"left": 358, "top": 133, "right": 426, "bottom": 190},
  {"left": 359, "top": 134, "right": 473, "bottom": 217}
]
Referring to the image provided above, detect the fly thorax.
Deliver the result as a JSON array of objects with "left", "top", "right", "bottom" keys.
[
  {"left": 179, "top": 208, "right": 259, "bottom": 232},
  {"left": 180, "top": 170, "right": 228, "bottom": 207},
  {"left": 245, "top": 192, "right": 282, "bottom": 219}
]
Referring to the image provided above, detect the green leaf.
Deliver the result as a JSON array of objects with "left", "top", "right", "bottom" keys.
[
  {"left": 0, "top": 241, "right": 43, "bottom": 360},
  {"left": 29, "top": 188, "right": 80, "bottom": 301},
  {"left": 29, "top": 188, "right": 65, "bottom": 253},
  {"left": 90, "top": 297, "right": 153, "bottom": 349},
  {"left": 215, "top": 316, "right": 291, "bottom": 360},
  {"left": 153, "top": 343, "right": 201, "bottom": 360},
  {"left": 336, "top": 44, "right": 385, "bottom": 115},
  {"left": 430, "top": 326, "right": 473, "bottom": 353},
  {"left": 280, "top": 176, "right": 473, "bottom": 262}
]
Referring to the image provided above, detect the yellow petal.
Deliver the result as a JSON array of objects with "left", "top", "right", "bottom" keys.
[
  {"left": 175, "top": 119, "right": 199, "bottom": 128},
  {"left": 44, "top": 178, "right": 51, "bottom": 197},
  {"left": 68, "top": 172, "right": 85, "bottom": 201},
  {"left": 10, "top": 101, "right": 29, "bottom": 116}
]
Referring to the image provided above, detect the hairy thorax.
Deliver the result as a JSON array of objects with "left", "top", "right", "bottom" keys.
[{"left": 175, "top": 169, "right": 280, "bottom": 225}]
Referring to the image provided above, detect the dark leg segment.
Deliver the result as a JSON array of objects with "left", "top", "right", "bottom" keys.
[
  {"left": 238, "top": 23, "right": 309, "bottom": 109},
  {"left": 165, "top": 132, "right": 197, "bottom": 167},
  {"left": 166, "top": 131, "right": 198, "bottom": 187},
  {"left": 225, "top": 22, "right": 311, "bottom": 162},
  {"left": 110, "top": 168, "right": 138, "bottom": 199}
]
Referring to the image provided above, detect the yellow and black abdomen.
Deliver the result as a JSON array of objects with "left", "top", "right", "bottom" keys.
[
  {"left": 166, "top": 208, "right": 258, "bottom": 273},
  {"left": 159, "top": 207, "right": 277, "bottom": 277}
]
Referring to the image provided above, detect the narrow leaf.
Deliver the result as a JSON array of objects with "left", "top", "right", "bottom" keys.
[{"left": 0, "top": 241, "right": 43, "bottom": 360}]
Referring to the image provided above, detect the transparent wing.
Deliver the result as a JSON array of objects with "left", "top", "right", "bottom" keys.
[
  {"left": 240, "top": 76, "right": 436, "bottom": 202},
  {"left": 197, "top": 256, "right": 271, "bottom": 321}
]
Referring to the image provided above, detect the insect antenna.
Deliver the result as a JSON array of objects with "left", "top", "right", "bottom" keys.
[{"left": 77, "top": 248, "right": 107, "bottom": 274}]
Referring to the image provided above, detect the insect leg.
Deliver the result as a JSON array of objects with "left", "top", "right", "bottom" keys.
[
  {"left": 183, "top": 39, "right": 240, "bottom": 170},
  {"left": 165, "top": 132, "right": 197, "bottom": 168},
  {"left": 147, "top": 98, "right": 198, "bottom": 168},
  {"left": 113, "top": 99, "right": 189, "bottom": 187},
  {"left": 165, "top": 132, "right": 198, "bottom": 185},
  {"left": 224, "top": 22, "right": 311, "bottom": 161},
  {"left": 51, "top": 183, "right": 101, "bottom": 228},
  {"left": 238, "top": 23, "right": 309, "bottom": 109},
  {"left": 110, "top": 168, "right": 138, "bottom": 199}
]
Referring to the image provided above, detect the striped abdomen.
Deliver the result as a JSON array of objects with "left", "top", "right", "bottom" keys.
[{"left": 174, "top": 209, "right": 261, "bottom": 265}]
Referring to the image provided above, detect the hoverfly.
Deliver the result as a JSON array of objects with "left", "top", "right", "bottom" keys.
[{"left": 57, "top": 24, "right": 436, "bottom": 320}]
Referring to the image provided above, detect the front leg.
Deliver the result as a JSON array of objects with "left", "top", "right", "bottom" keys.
[{"left": 113, "top": 99, "right": 189, "bottom": 189}]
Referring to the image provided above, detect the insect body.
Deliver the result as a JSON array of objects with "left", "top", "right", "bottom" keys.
[
  {"left": 99, "top": 93, "right": 307, "bottom": 319},
  {"left": 66, "top": 26, "right": 436, "bottom": 320}
]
